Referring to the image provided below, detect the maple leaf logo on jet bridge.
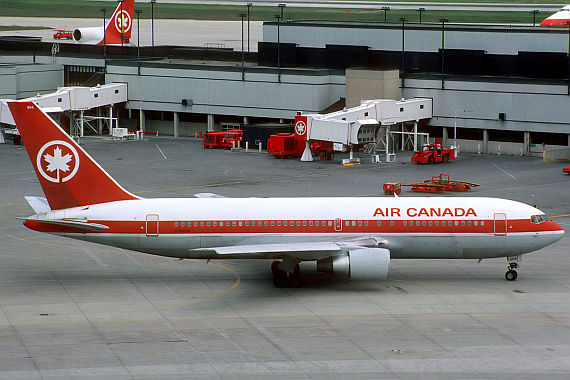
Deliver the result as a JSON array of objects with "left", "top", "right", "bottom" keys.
[
  {"left": 115, "top": 11, "right": 132, "bottom": 33},
  {"left": 36, "top": 141, "right": 80, "bottom": 183},
  {"left": 295, "top": 120, "right": 307, "bottom": 136}
]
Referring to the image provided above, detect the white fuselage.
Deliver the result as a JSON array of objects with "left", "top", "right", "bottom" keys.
[{"left": 27, "top": 197, "right": 564, "bottom": 261}]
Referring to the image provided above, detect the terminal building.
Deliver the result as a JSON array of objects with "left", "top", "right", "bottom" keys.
[{"left": 1, "top": 21, "right": 569, "bottom": 157}]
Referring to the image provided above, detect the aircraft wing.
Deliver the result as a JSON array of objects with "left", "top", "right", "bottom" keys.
[{"left": 189, "top": 237, "right": 385, "bottom": 260}]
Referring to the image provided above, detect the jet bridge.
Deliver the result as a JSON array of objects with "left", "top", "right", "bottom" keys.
[
  {"left": 301, "top": 98, "right": 432, "bottom": 162},
  {"left": 1, "top": 83, "right": 128, "bottom": 140}
]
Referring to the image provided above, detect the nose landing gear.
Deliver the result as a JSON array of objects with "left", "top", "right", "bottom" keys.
[{"left": 505, "top": 255, "right": 521, "bottom": 281}]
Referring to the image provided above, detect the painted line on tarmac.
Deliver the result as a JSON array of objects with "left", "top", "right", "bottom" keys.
[
  {"left": 156, "top": 144, "right": 168, "bottom": 160},
  {"left": 489, "top": 161, "right": 517, "bottom": 180}
]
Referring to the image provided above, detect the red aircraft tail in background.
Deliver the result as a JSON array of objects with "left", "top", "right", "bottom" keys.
[
  {"left": 7, "top": 101, "right": 139, "bottom": 210},
  {"left": 72, "top": 0, "right": 135, "bottom": 45}
]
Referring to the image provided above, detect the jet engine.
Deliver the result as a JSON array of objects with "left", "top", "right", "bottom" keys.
[
  {"left": 73, "top": 27, "right": 104, "bottom": 44},
  {"left": 317, "top": 248, "right": 390, "bottom": 280}
]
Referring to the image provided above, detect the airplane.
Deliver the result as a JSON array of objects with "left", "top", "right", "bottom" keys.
[
  {"left": 8, "top": 101, "right": 565, "bottom": 287},
  {"left": 72, "top": 0, "right": 134, "bottom": 45},
  {"left": 540, "top": 5, "right": 570, "bottom": 27}
]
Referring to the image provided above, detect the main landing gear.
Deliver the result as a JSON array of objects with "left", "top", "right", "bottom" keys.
[
  {"left": 505, "top": 255, "right": 521, "bottom": 281},
  {"left": 271, "top": 259, "right": 303, "bottom": 288}
]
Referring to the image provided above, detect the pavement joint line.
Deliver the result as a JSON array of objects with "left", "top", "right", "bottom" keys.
[
  {"left": 155, "top": 143, "right": 168, "bottom": 160},
  {"left": 488, "top": 160, "right": 518, "bottom": 180}
]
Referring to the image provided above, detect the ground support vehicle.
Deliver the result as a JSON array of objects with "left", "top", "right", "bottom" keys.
[
  {"left": 563, "top": 166, "right": 570, "bottom": 174},
  {"left": 403, "top": 183, "right": 443, "bottom": 193},
  {"left": 267, "top": 133, "right": 303, "bottom": 158},
  {"left": 383, "top": 182, "right": 402, "bottom": 195},
  {"left": 424, "top": 174, "right": 480, "bottom": 192},
  {"left": 53, "top": 30, "right": 73, "bottom": 39},
  {"left": 202, "top": 130, "right": 242, "bottom": 149},
  {"left": 411, "top": 143, "right": 455, "bottom": 164}
]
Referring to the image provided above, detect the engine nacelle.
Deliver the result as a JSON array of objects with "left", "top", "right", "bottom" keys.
[
  {"left": 317, "top": 248, "right": 390, "bottom": 280},
  {"left": 73, "top": 27, "right": 104, "bottom": 44}
]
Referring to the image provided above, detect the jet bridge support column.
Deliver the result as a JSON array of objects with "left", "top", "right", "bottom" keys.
[
  {"left": 413, "top": 121, "right": 418, "bottom": 151},
  {"left": 207, "top": 114, "right": 214, "bottom": 132},
  {"left": 173, "top": 112, "right": 179, "bottom": 138},
  {"left": 483, "top": 129, "right": 489, "bottom": 154},
  {"left": 442, "top": 126, "right": 448, "bottom": 147}
]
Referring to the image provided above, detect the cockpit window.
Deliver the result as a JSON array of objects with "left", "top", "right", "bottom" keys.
[{"left": 531, "top": 214, "right": 550, "bottom": 224}]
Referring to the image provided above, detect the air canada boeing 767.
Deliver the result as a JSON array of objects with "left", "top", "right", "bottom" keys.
[{"left": 8, "top": 101, "right": 564, "bottom": 287}]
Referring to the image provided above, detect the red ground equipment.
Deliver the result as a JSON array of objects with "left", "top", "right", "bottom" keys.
[
  {"left": 202, "top": 130, "right": 242, "bottom": 149},
  {"left": 424, "top": 173, "right": 480, "bottom": 192},
  {"left": 383, "top": 182, "right": 402, "bottom": 195},
  {"left": 563, "top": 166, "right": 570, "bottom": 175},
  {"left": 53, "top": 30, "right": 73, "bottom": 40},
  {"left": 403, "top": 174, "right": 479, "bottom": 193},
  {"left": 221, "top": 130, "right": 243, "bottom": 148},
  {"left": 267, "top": 114, "right": 336, "bottom": 160},
  {"left": 411, "top": 143, "right": 455, "bottom": 164}
]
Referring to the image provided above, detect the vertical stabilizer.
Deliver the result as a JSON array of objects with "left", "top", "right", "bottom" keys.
[
  {"left": 8, "top": 101, "right": 140, "bottom": 210},
  {"left": 102, "top": 0, "right": 135, "bottom": 45}
]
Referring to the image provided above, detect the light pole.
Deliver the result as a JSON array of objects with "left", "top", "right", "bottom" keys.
[
  {"left": 119, "top": 0, "right": 124, "bottom": 47},
  {"left": 400, "top": 17, "right": 406, "bottom": 87},
  {"left": 247, "top": 2, "right": 252, "bottom": 52},
  {"left": 101, "top": 8, "right": 106, "bottom": 58},
  {"left": 381, "top": 6, "right": 390, "bottom": 23},
  {"left": 417, "top": 7, "right": 425, "bottom": 24},
  {"left": 151, "top": 0, "right": 156, "bottom": 48},
  {"left": 531, "top": 9, "right": 539, "bottom": 27},
  {"left": 440, "top": 18, "right": 448, "bottom": 89},
  {"left": 278, "top": 3, "right": 286, "bottom": 20},
  {"left": 240, "top": 13, "right": 246, "bottom": 80},
  {"left": 275, "top": 14, "right": 281, "bottom": 83}
]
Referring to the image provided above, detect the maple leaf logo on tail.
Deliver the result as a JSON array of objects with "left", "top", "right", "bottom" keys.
[{"left": 36, "top": 141, "right": 80, "bottom": 183}]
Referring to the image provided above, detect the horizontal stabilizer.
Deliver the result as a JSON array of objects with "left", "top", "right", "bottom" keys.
[
  {"left": 23, "top": 218, "right": 109, "bottom": 232},
  {"left": 24, "top": 196, "right": 51, "bottom": 213}
]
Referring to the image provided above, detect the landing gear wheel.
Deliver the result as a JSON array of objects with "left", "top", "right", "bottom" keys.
[
  {"left": 505, "top": 269, "right": 518, "bottom": 281},
  {"left": 273, "top": 269, "right": 288, "bottom": 287},
  {"left": 428, "top": 156, "right": 434, "bottom": 164},
  {"left": 271, "top": 260, "right": 281, "bottom": 274}
]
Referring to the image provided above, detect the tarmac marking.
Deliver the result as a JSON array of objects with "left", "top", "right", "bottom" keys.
[
  {"left": 156, "top": 144, "right": 168, "bottom": 160},
  {"left": 551, "top": 213, "right": 570, "bottom": 218},
  {"left": 489, "top": 161, "right": 517, "bottom": 180}
]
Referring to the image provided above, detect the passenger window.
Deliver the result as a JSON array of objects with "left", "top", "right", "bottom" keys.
[
  {"left": 481, "top": 221, "right": 484, "bottom": 226},
  {"left": 245, "top": 222, "right": 249, "bottom": 226},
  {"left": 200, "top": 222, "right": 204, "bottom": 227},
  {"left": 232, "top": 222, "right": 236, "bottom": 226},
  {"left": 435, "top": 221, "right": 439, "bottom": 226},
  {"left": 422, "top": 221, "right": 426, "bottom": 226},
  {"left": 352, "top": 221, "right": 356, "bottom": 226},
  {"left": 309, "top": 221, "right": 313, "bottom": 226},
  {"left": 390, "top": 221, "right": 394, "bottom": 226},
  {"left": 238, "top": 221, "right": 243, "bottom": 226},
  {"left": 303, "top": 221, "right": 307, "bottom": 226},
  {"left": 467, "top": 221, "right": 471, "bottom": 226},
  {"left": 358, "top": 221, "right": 362, "bottom": 226},
  {"left": 403, "top": 221, "right": 407, "bottom": 226},
  {"left": 277, "top": 221, "right": 281, "bottom": 226},
  {"left": 364, "top": 221, "right": 368, "bottom": 226},
  {"left": 226, "top": 222, "right": 230, "bottom": 226},
  {"left": 207, "top": 222, "right": 211, "bottom": 227},
  {"left": 213, "top": 222, "right": 217, "bottom": 227},
  {"left": 416, "top": 221, "right": 420, "bottom": 226},
  {"left": 271, "top": 221, "right": 275, "bottom": 226},
  {"left": 429, "top": 221, "right": 432, "bottom": 226},
  {"left": 174, "top": 222, "right": 179, "bottom": 227},
  {"left": 284, "top": 221, "right": 288, "bottom": 226},
  {"left": 328, "top": 221, "right": 332, "bottom": 226},
  {"left": 194, "top": 222, "right": 198, "bottom": 227},
  {"left": 377, "top": 221, "right": 381, "bottom": 226},
  {"left": 345, "top": 221, "right": 349, "bottom": 226},
  {"left": 315, "top": 221, "right": 319, "bottom": 226},
  {"left": 181, "top": 222, "right": 185, "bottom": 227},
  {"left": 264, "top": 221, "right": 268, "bottom": 226},
  {"left": 461, "top": 221, "right": 465, "bottom": 226},
  {"left": 455, "top": 221, "right": 459, "bottom": 226}
]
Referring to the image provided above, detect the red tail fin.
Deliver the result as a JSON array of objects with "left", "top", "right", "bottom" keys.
[
  {"left": 102, "top": 0, "right": 135, "bottom": 45},
  {"left": 8, "top": 101, "right": 139, "bottom": 210}
]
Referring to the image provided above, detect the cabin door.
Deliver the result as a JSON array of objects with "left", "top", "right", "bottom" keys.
[
  {"left": 146, "top": 214, "right": 159, "bottom": 237},
  {"left": 493, "top": 213, "right": 507, "bottom": 236}
]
